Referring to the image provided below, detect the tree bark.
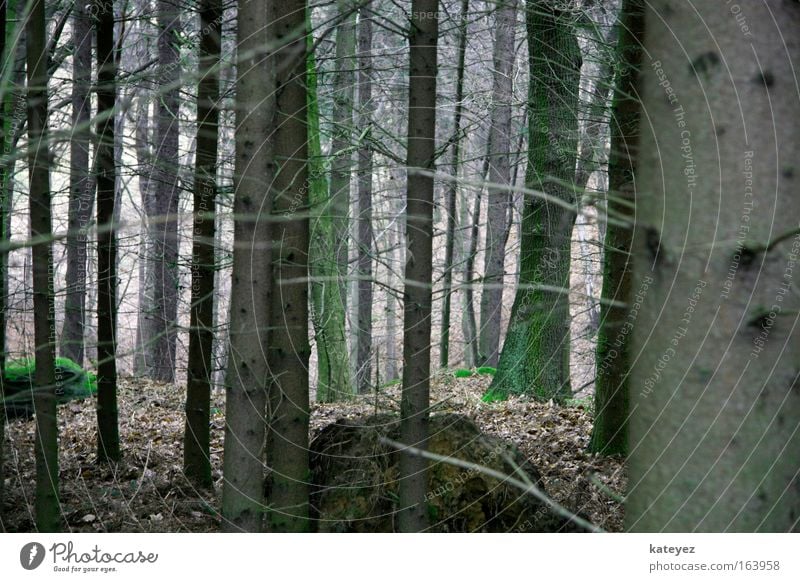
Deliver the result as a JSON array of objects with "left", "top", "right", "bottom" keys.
[
  {"left": 478, "top": 0, "right": 518, "bottom": 367},
  {"left": 221, "top": 0, "right": 273, "bottom": 532},
  {"left": 60, "top": 1, "right": 94, "bottom": 366},
  {"left": 264, "top": 0, "right": 311, "bottom": 532},
  {"left": 487, "top": 1, "right": 581, "bottom": 402},
  {"left": 355, "top": 10, "right": 373, "bottom": 393},
  {"left": 95, "top": 0, "right": 120, "bottom": 463},
  {"left": 329, "top": 0, "right": 356, "bottom": 304},
  {"left": 0, "top": 0, "right": 8, "bottom": 515},
  {"left": 138, "top": 0, "right": 180, "bottom": 382},
  {"left": 310, "top": 0, "right": 356, "bottom": 400},
  {"left": 184, "top": 0, "right": 221, "bottom": 487},
  {"left": 439, "top": 0, "right": 469, "bottom": 369},
  {"left": 589, "top": 0, "right": 643, "bottom": 456},
  {"left": 398, "top": 0, "right": 438, "bottom": 533},
  {"left": 27, "top": 0, "right": 59, "bottom": 531},
  {"left": 627, "top": 0, "right": 800, "bottom": 532},
  {"left": 461, "top": 151, "right": 488, "bottom": 368}
]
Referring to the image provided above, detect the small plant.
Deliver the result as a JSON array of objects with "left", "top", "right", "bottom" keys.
[
  {"left": 476, "top": 366, "right": 496, "bottom": 376},
  {"left": 453, "top": 369, "right": 474, "bottom": 378}
]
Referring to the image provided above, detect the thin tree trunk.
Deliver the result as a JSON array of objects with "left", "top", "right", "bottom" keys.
[
  {"left": 60, "top": 1, "right": 94, "bottom": 365},
  {"left": 589, "top": 0, "right": 643, "bottom": 456},
  {"left": 478, "top": 0, "right": 517, "bottom": 367},
  {"left": 0, "top": 0, "right": 8, "bottom": 515},
  {"left": 355, "top": 10, "right": 373, "bottom": 393},
  {"left": 95, "top": 0, "right": 120, "bottom": 463},
  {"left": 27, "top": 0, "right": 59, "bottom": 531},
  {"left": 462, "top": 149, "right": 489, "bottom": 368},
  {"left": 398, "top": 0, "right": 438, "bottom": 533},
  {"left": 264, "top": 0, "right": 310, "bottom": 532},
  {"left": 329, "top": 0, "right": 356, "bottom": 304},
  {"left": 183, "top": 0, "right": 221, "bottom": 487},
  {"left": 439, "top": 0, "right": 469, "bottom": 369},
  {"left": 221, "top": 0, "right": 273, "bottom": 532},
  {"left": 627, "top": 1, "right": 800, "bottom": 531},
  {"left": 487, "top": 1, "right": 581, "bottom": 402}
]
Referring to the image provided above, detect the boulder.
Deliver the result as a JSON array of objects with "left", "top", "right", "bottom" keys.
[{"left": 309, "top": 413, "right": 581, "bottom": 532}]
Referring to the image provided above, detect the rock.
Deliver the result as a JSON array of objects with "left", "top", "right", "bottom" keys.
[{"left": 308, "top": 413, "right": 582, "bottom": 532}]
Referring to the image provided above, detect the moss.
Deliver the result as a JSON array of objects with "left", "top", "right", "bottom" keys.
[
  {"left": 2, "top": 357, "right": 97, "bottom": 417},
  {"left": 453, "top": 369, "right": 474, "bottom": 378},
  {"left": 481, "top": 388, "right": 508, "bottom": 403},
  {"left": 476, "top": 366, "right": 496, "bottom": 376}
]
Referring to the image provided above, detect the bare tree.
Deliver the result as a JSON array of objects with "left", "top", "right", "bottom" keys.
[
  {"left": 27, "top": 0, "right": 59, "bottom": 530},
  {"left": 60, "top": 1, "right": 94, "bottom": 365},
  {"left": 221, "top": 0, "right": 273, "bottom": 532},
  {"left": 264, "top": 0, "right": 311, "bottom": 532},
  {"left": 478, "top": 0, "right": 518, "bottom": 367},
  {"left": 184, "top": 0, "right": 222, "bottom": 487},
  {"left": 355, "top": 9, "right": 374, "bottom": 392},
  {"left": 398, "top": 0, "right": 438, "bottom": 533}
]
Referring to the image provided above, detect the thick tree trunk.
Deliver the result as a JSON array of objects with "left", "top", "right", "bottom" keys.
[
  {"left": 589, "top": 0, "right": 643, "bottom": 456},
  {"left": 221, "top": 0, "right": 273, "bottom": 532},
  {"left": 478, "top": 0, "right": 517, "bottom": 367},
  {"left": 183, "top": 0, "right": 221, "bottom": 487},
  {"left": 627, "top": 1, "right": 800, "bottom": 532},
  {"left": 488, "top": 1, "right": 581, "bottom": 402},
  {"left": 60, "top": 1, "right": 94, "bottom": 366},
  {"left": 398, "top": 0, "right": 438, "bottom": 533},
  {"left": 27, "top": 0, "right": 59, "bottom": 531},
  {"left": 264, "top": 0, "right": 310, "bottom": 532},
  {"left": 138, "top": 1, "right": 180, "bottom": 382},
  {"left": 439, "top": 0, "right": 469, "bottom": 369},
  {"left": 95, "top": 0, "right": 120, "bottom": 463}
]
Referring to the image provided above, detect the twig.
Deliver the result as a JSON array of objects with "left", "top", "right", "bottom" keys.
[{"left": 381, "top": 438, "right": 604, "bottom": 533}]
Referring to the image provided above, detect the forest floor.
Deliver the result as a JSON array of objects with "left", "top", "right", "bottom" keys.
[{"left": 1, "top": 373, "right": 625, "bottom": 532}]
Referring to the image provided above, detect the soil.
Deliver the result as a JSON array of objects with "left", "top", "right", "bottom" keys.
[{"left": 1, "top": 372, "right": 625, "bottom": 532}]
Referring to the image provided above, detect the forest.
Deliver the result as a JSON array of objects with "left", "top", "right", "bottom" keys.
[{"left": 0, "top": 0, "right": 798, "bottom": 534}]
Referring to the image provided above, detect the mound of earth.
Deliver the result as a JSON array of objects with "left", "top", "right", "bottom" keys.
[{"left": 309, "top": 413, "right": 585, "bottom": 532}]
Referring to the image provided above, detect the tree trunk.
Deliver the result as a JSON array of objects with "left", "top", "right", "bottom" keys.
[
  {"left": 439, "top": 0, "right": 469, "bottom": 369},
  {"left": 60, "top": 1, "right": 94, "bottom": 366},
  {"left": 264, "top": 0, "right": 310, "bottom": 532},
  {"left": 183, "top": 0, "right": 221, "bottom": 487},
  {"left": 398, "top": 0, "right": 438, "bottom": 533},
  {"left": 355, "top": 10, "right": 373, "bottom": 393},
  {"left": 462, "top": 148, "right": 490, "bottom": 368},
  {"left": 627, "top": 0, "right": 800, "bottom": 532},
  {"left": 329, "top": 0, "right": 356, "bottom": 305},
  {"left": 310, "top": 0, "right": 356, "bottom": 400},
  {"left": 138, "top": 0, "right": 180, "bottom": 382},
  {"left": 27, "top": 0, "right": 59, "bottom": 531},
  {"left": 221, "top": 0, "right": 273, "bottom": 532},
  {"left": 487, "top": 1, "right": 581, "bottom": 402},
  {"left": 0, "top": 0, "right": 8, "bottom": 515},
  {"left": 95, "top": 0, "right": 120, "bottom": 463},
  {"left": 478, "top": 0, "right": 517, "bottom": 367},
  {"left": 306, "top": 12, "right": 337, "bottom": 403},
  {"left": 588, "top": 0, "right": 643, "bottom": 456}
]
